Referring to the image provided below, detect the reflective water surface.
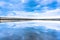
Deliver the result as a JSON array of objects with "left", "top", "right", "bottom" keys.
[{"left": 0, "top": 21, "right": 60, "bottom": 40}]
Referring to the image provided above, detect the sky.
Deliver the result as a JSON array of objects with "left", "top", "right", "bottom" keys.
[{"left": 0, "top": 0, "right": 60, "bottom": 18}]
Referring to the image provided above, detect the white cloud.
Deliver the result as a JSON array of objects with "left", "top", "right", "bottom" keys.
[
  {"left": 40, "top": 0, "right": 55, "bottom": 5},
  {"left": 5, "top": 8, "right": 60, "bottom": 19},
  {"left": 6, "top": 11, "right": 15, "bottom": 16},
  {"left": 0, "top": 0, "right": 60, "bottom": 18}
]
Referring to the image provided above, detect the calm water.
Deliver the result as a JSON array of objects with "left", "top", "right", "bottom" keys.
[{"left": 0, "top": 21, "right": 60, "bottom": 40}]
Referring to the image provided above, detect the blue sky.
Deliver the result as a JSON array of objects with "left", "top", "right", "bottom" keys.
[{"left": 0, "top": 0, "right": 60, "bottom": 17}]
